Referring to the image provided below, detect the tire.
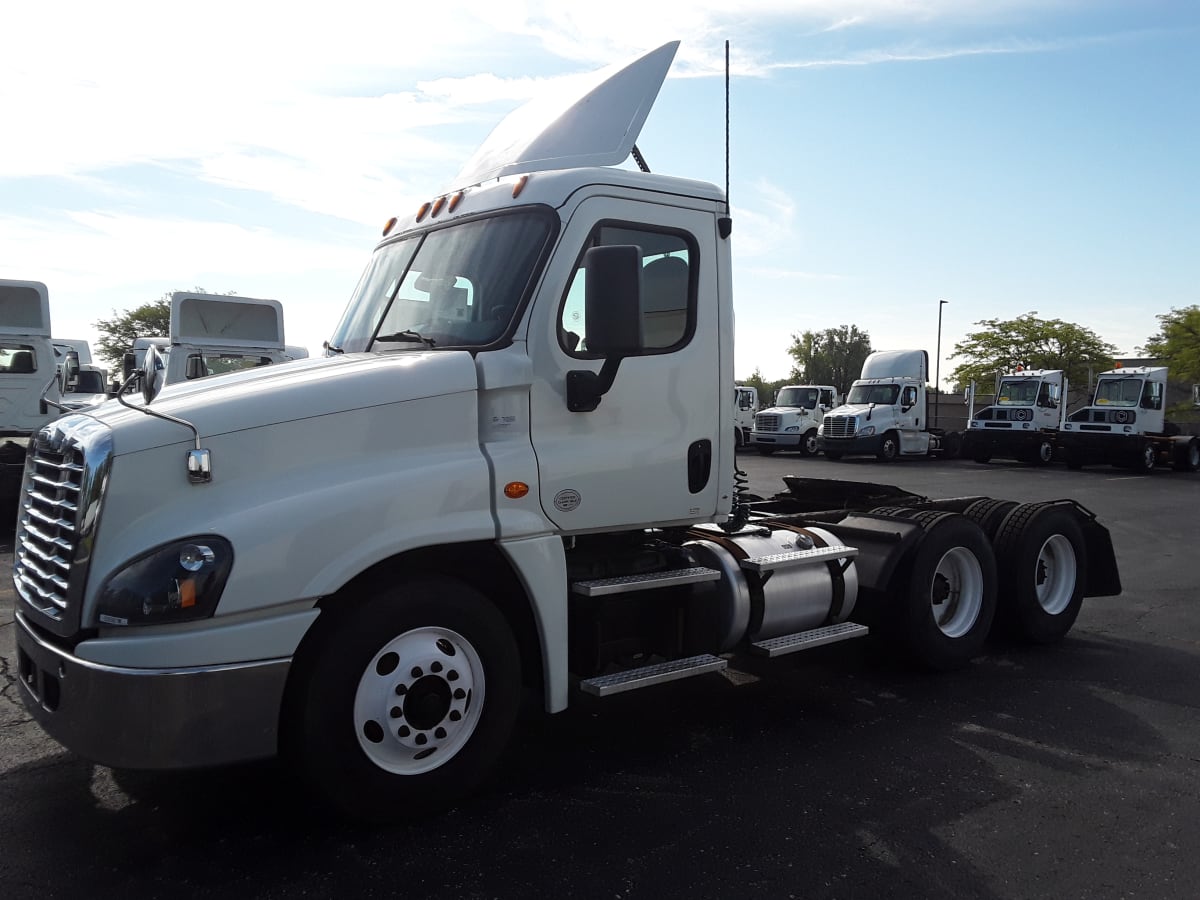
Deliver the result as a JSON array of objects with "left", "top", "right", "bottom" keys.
[
  {"left": 1172, "top": 438, "right": 1199, "bottom": 472},
  {"left": 824, "top": 450, "right": 844, "bottom": 461},
  {"left": 941, "top": 431, "right": 963, "bottom": 460},
  {"left": 894, "top": 511, "right": 998, "bottom": 671},
  {"left": 799, "top": 429, "right": 819, "bottom": 457},
  {"left": 876, "top": 432, "right": 899, "bottom": 462},
  {"left": 283, "top": 576, "right": 521, "bottom": 822},
  {"left": 1065, "top": 450, "right": 1084, "bottom": 470},
  {"left": 1031, "top": 439, "right": 1054, "bottom": 466},
  {"left": 756, "top": 445, "right": 776, "bottom": 456},
  {"left": 992, "top": 504, "right": 1086, "bottom": 644},
  {"left": 1128, "top": 440, "right": 1156, "bottom": 474},
  {"left": 962, "top": 498, "right": 1018, "bottom": 540},
  {"left": 735, "top": 428, "right": 744, "bottom": 449},
  {"left": 972, "top": 451, "right": 992, "bottom": 464}
]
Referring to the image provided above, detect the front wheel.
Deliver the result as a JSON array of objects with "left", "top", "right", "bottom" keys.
[
  {"left": 1129, "top": 440, "right": 1156, "bottom": 474},
  {"left": 876, "top": 432, "right": 899, "bottom": 462},
  {"left": 799, "top": 429, "right": 819, "bottom": 457},
  {"left": 284, "top": 576, "right": 521, "bottom": 822},
  {"left": 1031, "top": 439, "right": 1055, "bottom": 466}
]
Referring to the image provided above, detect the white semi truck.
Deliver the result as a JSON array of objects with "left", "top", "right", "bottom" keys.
[
  {"left": 122, "top": 292, "right": 309, "bottom": 388},
  {"left": 0, "top": 280, "right": 74, "bottom": 500},
  {"left": 750, "top": 384, "right": 840, "bottom": 456},
  {"left": 817, "top": 349, "right": 962, "bottom": 461},
  {"left": 961, "top": 368, "right": 1068, "bottom": 465},
  {"left": 732, "top": 384, "right": 760, "bottom": 448},
  {"left": 1058, "top": 365, "right": 1199, "bottom": 473},
  {"left": 13, "top": 43, "right": 1121, "bottom": 822}
]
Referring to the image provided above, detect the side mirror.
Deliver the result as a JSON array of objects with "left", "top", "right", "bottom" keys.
[
  {"left": 61, "top": 350, "right": 81, "bottom": 392},
  {"left": 186, "top": 354, "right": 209, "bottom": 380},
  {"left": 567, "top": 245, "right": 643, "bottom": 412},
  {"left": 142, "top": 343, "right": 166, "bottom": 404}
]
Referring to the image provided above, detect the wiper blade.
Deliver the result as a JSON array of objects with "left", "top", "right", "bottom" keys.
[{"left": 374, "top": 330, "right": 436, "bottom": 349}]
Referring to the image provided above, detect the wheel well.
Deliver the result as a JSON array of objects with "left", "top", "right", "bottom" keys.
[{"left": 305, "top": 542, "right": 545, "bottom": 698}]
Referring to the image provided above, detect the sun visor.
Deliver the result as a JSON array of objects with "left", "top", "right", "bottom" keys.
[
  {"left": 170, "top": 292, "right": 286, "bottom": 349},
  {"left": 452, "top": 40, "right": 679, "bottom": 190}
]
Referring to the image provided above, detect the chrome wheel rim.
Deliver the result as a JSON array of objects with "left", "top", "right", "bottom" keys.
[
  {"left": 930, "top": 547, "right": 984, "bottom": 638},
  {"left": 354, "top": 626, "right": 484, "bottom": 775}
]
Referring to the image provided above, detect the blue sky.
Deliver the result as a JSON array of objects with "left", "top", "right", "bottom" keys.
[{"left": 3, "top": 1, "right": 1196, "bottom": 383}]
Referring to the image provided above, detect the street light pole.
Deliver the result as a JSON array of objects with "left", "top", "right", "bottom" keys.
[{"left": 935, "top": 300, "right": 948, "bottom": 428}]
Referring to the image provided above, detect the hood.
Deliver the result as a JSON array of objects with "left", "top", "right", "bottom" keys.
[{"left": 87, "top": 351, "right": 479, "bottom": 455}]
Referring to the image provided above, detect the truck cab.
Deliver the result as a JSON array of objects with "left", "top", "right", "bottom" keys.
[
  {"left": 0, "top": 279, "right": 65, "bottom": 499},
  {"left": 123, "top": 292, "right": 308, "bottom": 389},
  {"left": 750, "top": 384, "right": 839, "bottom": 456},
  {"left": 962, "top": 368, "right": 1066, "bottom": 465},
  {"left": 732, "top": 384, "right": 760, "bottom": 448},
  {"left": 1059, "top": 366, "right": 1198, "bottom": 472}
]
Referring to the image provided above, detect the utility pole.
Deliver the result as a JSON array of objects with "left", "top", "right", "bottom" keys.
[{"left": 935, "top": 300, "right": 948, "bottom": 428}]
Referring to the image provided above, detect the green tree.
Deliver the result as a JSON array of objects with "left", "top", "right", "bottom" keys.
[
  {"left": 786, "top": 325, "right": 872, "bottom": 393},
  {"left": 948, "top": 315, "right": 1116, "bottom": 395},
  {"left": 93, "top": 294, "right": 172, "bottom": 370},
  {"left": 735, "top": 367, "right": 790, "bottom": 405},
  {"left": 1141, "top": 305, "right": 1200, "bottom": 384}
]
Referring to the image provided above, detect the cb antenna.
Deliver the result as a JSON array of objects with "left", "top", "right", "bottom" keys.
[{"left": 725, "top": 39, "right": 730, "bottom": 215}]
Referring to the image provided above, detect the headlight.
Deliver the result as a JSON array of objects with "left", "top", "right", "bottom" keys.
[
  {"left": 785, "top": 426, "right": 800, "bottom": 433},
  {"left": 97, "top": 536, "right": 234, "bottom": 627},
  {"left": 857, "top": 425, "right": 875, "bottom": 437}
]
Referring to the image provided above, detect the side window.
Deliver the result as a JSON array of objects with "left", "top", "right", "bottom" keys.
[
  {"left": 560, "top": 223, "right": 695, "bottom": 355},
  {"left": 1142, "top": 380, "right": 1163, "bottom": 410},
  {"left": 0, "top": 344, "right": 37, "bottom": 374},
  {"left": 902, "top": 386, "right": 918, "bottom": 408},
  {"left": 1037, "top": 382, "right": 1059, "bottom": 408}
]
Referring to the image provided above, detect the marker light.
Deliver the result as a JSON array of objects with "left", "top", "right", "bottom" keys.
[
  {"left": 431, "top": 196, "right": 447, "bottom": 217},
  {"left": 512, "top": 175, "right": 529, "bottom": 198},
  {"left": 504, "top": 482, "right": 530, "bottom": 499},
  {"left": 448, "top": 191, "right": 464, "bottom": 212},
  {"left": 416, "top": 201, "right": 432, "bottom": 222},
  {"left": 382, "top": 216, "right": 398, "bottom": 236}
]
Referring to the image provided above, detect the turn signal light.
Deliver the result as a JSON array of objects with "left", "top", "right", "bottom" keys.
[{"left": 504, "top": 482, "right": 529, "bottom": 499}]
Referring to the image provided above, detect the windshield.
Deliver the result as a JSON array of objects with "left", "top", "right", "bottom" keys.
[
  {"left": 326, "top": 210, "right": 555, "bottom": 354},
  {"left": 776, "top": 387, "right": 819, "bottom": 408},
  {"left": 1093, "top": 376, "right": 1142, "bottom": 408},
  {"left": 847, "top": 383, "right": 900, "bottom": 405},
  {"left": 997, "top": 378, "right": 1038, "bottom": 405}
]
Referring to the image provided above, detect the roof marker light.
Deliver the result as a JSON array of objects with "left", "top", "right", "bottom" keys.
[
  {"left": 416, "top": 201, "right": 431, "bottom": 223},
  {"left": 382, "top": 216, "right": 397, "bottom": 237},
  {"left": 431, "top": 196, "right": 447, "bottom": 217},
  {"left": 512, "top": 175, "right": 529, "bottom": 199},
  {"left": 448, "top": 191, "right": 464, "bottom": 212}
]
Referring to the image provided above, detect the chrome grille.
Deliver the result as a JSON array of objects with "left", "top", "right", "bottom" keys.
[
  {"left": 822, "top": 415, "right": 857, "bottom": 438},
  {"left": 755, "top": 413, "right": 781, "bottom": 432},
  {"left": 14, "top": 415, "right": 113, "bottom": 636}
]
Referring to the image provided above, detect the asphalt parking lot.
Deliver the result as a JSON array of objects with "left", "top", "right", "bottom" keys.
[{"left": 2, "top": 452, "right": 1198, "bottom": 899}]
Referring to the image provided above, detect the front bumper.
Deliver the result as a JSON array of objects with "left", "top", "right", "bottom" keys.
[
  {"left": 817, "top": 435, "right": 880, "bottom": 456},
  {"left": 14, "top": 611, "right": 291, "bottom": 769},
  {"left": 750, "top": 431, "right": 803, "bottom": 448},
  {"left": 962, "top": 428, "right": 1045, "bottom": 456}
]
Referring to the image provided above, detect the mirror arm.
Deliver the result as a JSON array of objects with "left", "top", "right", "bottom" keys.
[{"left": 566, "top": 356, "right": 625, "bottom": 412}]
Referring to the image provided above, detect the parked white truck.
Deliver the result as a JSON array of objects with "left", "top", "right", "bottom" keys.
[
  {"left": 1058, "top": 365, "right": 1199, "bottom": 473},
  {"left": 13, "top": 43, "right": 1121, "bottom": 822},
  {"left": 122, "top": 292, "right": 309, "bottom": 388},
  {"left": 732, "top": 384, "right": 759, "bottom": 448},
  {"left": 0, "top": 280, "right": 74, "bottom": 500},
  {"left": 961, "top": 368, "right": 1067, "bottom": 465},
  {"left": 817, "top": 349, "right": 961, "bottom": 461},
  {"left": 750, "top": 384, "right": 840, "bottom": 456}
]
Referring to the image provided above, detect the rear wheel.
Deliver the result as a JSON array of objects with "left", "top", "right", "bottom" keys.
[
  {"left": 895, "top": 512, "right": 998, "bottom": 670},
  {"left": 284, "top": 576, "right": 521, "bottom": 822},
  {"left": 993, "top": 504, "right": 1086, "bottom": 644},
  {"left": 1172, "top": 438, "right": 1199, "bottom": 472},
  {"left": 799, "top": 429, "right": 819, "bottom": 457},
  {"left": 962, "top": 498, "right": 1018, "bottom": 540}
]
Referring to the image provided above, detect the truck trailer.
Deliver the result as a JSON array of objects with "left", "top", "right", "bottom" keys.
[{"left": 12, "top": 42, "right": 1121, "bottom": 822}]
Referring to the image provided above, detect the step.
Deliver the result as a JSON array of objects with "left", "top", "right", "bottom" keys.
[
  {"left": 578, "top": 654, "right": 728, "bottom": 697},
  {"left": 740, "top": 545, "right": 859, "bottom": 574},
  {"left": 571, "top": 566, "right": 721, "bottom": 597},
  {"left": 749, "top": 621, "right": 869, "bottom": 658}
]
